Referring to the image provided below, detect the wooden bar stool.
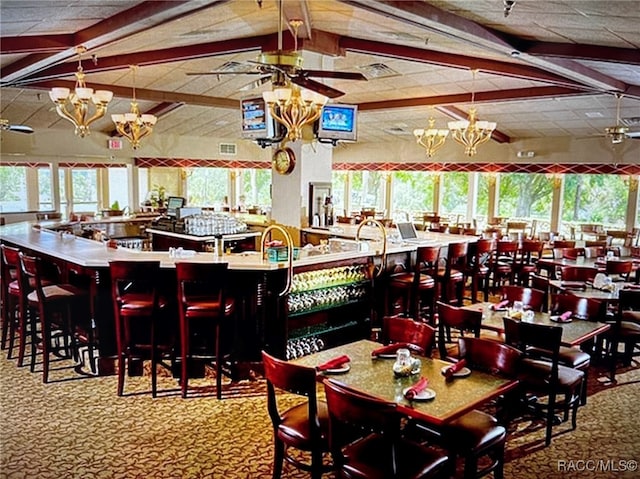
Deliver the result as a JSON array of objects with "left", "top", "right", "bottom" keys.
[
  {"left": 387, "top": 245, "right": 440, "bottom": 321},
  {"left": 437, "top": 242, "right": 468, "bottom": 306},
  {"left": 20, "top": 253, "right": 91, "bottom": 383},
  {"left": 1, "top": 244, "right": 27, "bottom": 362},
  {"left": 175, "top": 261, "right": 235, "bottom": 399},
  {"left": 110, "top": 260, "right": 172, "bottom": 397}
]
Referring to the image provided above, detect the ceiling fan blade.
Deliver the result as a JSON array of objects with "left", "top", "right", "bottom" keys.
[
  {"left": 300, "top": 70, "right": 367, "bottom": 81},
  {"left": 9, "top": 125, "right": 34, "bottom": 134},
  {"left": 290, "top": 76, "right": 345, "bottom": 99},
  {"left": 239, "top": 75, "right": 272, "bottom": 91},
  {"left": 186, "top": 71, "right": 263, "bottom": 76}
]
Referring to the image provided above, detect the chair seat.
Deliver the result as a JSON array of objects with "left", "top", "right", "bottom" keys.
[
  {"left": 518, "top": 358, "right": 584, "bottom": 390},
  {"left": 184, "top": 297, "right": 235, "bottom": 318},
  {"left": 528, "top": 346, "right": 591, "bottom": 369},
  {"left": 341, "top": 433, "right": 449, "bottom": 479},
  {"left": 437, "top": 268, "right": 464, "bottom": 281},
  {"left": 618, "top": 320, "right": 640, "bottom": 338},
  {"left": 119, "top": 293, "right": 168, "bottom": 315},
  {"left": 517, "top": 264, "right": 538, "bottom": 274},
  {"left": 27, "top": 283, "right": 87, "bottom": 304},
  {"left": 277, "top": 400, "right": 329, "bottom": 450},
  {"left": 443, "top": 409, "right": 506, "bottom": 454},
  {"left": 8, "top": 277, "right": 53, "bottom": 295}
]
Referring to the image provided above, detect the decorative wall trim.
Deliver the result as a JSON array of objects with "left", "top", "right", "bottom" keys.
[{"left": 135, "top": 157, "right": 271, "bottom": 169}]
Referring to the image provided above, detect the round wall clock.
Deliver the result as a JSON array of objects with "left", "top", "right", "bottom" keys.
[{"left": 273, "top": 147, "right": 296, "bottom": 175}]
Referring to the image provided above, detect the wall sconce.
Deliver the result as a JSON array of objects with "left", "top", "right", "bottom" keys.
[
  {"left": 546, "top": 173, "right": 563, "bottom": 189},
  {"left": 487, "top": 172, "right": 498, "bottom": 187},
  {"left": 625, "top": 175, "right": 639, "bottom": 192}
]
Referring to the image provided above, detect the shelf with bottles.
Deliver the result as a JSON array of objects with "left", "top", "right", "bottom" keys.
[
  {"left": 286, "top": 320, "right": 363, "bottom": 360},
  {"left": 287, "top": 284, "right": 367, "bottom": 316},
  {"left": 290, "top": 264, "right": 369, "bottom": 294}
]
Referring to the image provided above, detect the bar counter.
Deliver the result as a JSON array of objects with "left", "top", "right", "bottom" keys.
[{"left": 0, "top": 221, "right": 475, "bottom": 379}]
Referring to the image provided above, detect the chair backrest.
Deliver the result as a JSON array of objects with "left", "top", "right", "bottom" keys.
[
  {"left": 503, "top": 316, "right": 563, "bottom": 366},
  {"left": 261, "top": 350, "right": 321, "bottom": 434},
  {"left": 500, "top": 285, "right": 546, "bottom": 312},
  {"left": 550, "top": 293, "right": 605, "bottom": 321},
  {"left": 381, "top": 316, "right": 436, "bottom": 357},
  {"left": 1, "top": 244, "right": 20, "bottom": 284},
  {"left": 175, "top": 261, "right": 229, "bottom": 310},
  {"left": 458, "top": 337, "right": 522, "bottom": 378},
  {"left": 436, "top": 301, "right": 481, "bottom": 358},
  {"left": 414, "top": 245, "right": 440, "bottom": 278},
  {"left": 560, "top": 266, "right": 598, "bottom": 282},
  {"left": 605, "top": 260, "right": 632, "bottom": 281},
  {"left": 618, "top": 289, "right": 640, "bottom": 315},
  {"left": 323, "top": 378, "right": 401, "bottom": 471},
  {"left": 530, "top": 274, "right": 550, "bottom": 312},
  {"left": 18, "top": 253, "right": 45, "bottom": 299},
  {"left": 444, "top": 242, "right": 468, "bottom": 273},
  {"left": 468, "top": 238, "right": 495, "bottom": 271},
  {"left": 518, "top": 240, "right": 543, "bottom": 263},
  {"left": 562, "top": 247, "right": 585, "bottom": 260}
]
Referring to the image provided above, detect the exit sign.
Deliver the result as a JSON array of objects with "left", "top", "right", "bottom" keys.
[{"left": 108, "top": 138, "right": 123, "bottom": 150}]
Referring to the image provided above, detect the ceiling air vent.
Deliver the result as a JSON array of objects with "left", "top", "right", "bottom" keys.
[
  {"left": 219, "top": 143, "right": 237, "bottom": 155},
  {"left": 621, "top": 117, "right": 640, "bottom": 127},
  {"left": 357, "top": 63, "right": 400, "bottom": 79}
]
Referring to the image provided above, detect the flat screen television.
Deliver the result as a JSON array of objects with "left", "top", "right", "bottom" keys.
[
  {"left": 240, "top": 96, "right": 283, "bottom": 142},
  {"left": 316, "top": 104, "right": 358, "bottom": 143}
]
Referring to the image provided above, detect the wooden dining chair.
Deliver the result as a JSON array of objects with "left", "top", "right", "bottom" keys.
[
  {"left": 559, "top": 266, "right": 598, "bottom": 282},
  {"left": 381, "top": 315, "right": 437, "bottom": 357},
  {"left": 503, "top": 317, "right": 584, "bottom": 446},
  {"left": 436, "top": 301, "right": 481, "bottom": 360},
  {"left": 492, "top": 240, "right": 518, "bottom": 291},
  {"left": 439, "top": 337, "right": 523, "bottom": 479},
  {"left": 605, "top": 260, "right": 633, "bottom": 282},
  {"left": 500, "top": 285, "right": 546, "bottom": 312},
  {"left": 465, "top": 238, "right": 495, "bottom": 304},
  {"left": 323, "top": 378, "right": 450, "bottom": 479},
  {"left": 437, "top": 242, "right": 468, "bottom": 306},
  {"left": 603, "top": 289, "right": 640, "bottom": 381},
  {"left": 514, "top": 240, "right": 544, "bottom": 286},
  {"left": 261, "top": 350, "right": 332, "bottom": 479}
]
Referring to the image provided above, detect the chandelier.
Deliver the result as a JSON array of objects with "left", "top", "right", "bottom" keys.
[
  {"left": 448, "top": 70, "right": 497, "bottom": 157},
  {"left": 605, "top": 94, "right": 628, "bottom": 145},
  {"left": 111, "top": 66, "right": 157, "bottom": 149},
  {"left": 413, "top": 117, "right": 449, "bottom": 157},
  {"left": 263, "top": 84, "right": 327, "bottom": 142},
  {"left": 49, "top": 46, "right": 113, "bottom": 138}
]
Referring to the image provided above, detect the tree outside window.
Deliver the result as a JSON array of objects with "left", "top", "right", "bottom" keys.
[{"left": 392, "top": 171, "right": 435, "bottom": 220}]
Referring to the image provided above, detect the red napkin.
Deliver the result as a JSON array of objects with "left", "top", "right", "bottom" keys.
[
  {"left": 560, "top": 311, "right": 573, "bottom": 321},
  {"left": 442, "top": 359, "right": 467, "bottom": 380},
  {"left": 491, "top": 300, "right": 509, "bottom": 310},
  {"left": 316, "top": 355, "right": 350, "bottom": 371},
  {"left": 405, "top": 377, "right": 429, "bottom": 400},
  {"left": 371, "top": 343, "right": 410, "bottom": 357}
]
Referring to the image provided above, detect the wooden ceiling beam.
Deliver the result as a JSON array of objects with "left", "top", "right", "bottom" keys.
[
  {"left": 340, "top": 0, "right": 628, "bottom": 93},
  {"left": 1, "top": 0, "right": 229, "bottom": 84},
  {"left": 519, "top": 41, "right": 640, "bottom": 66},
  {"left": 1, "top": 34, "right": 74, "bottom": 54}
]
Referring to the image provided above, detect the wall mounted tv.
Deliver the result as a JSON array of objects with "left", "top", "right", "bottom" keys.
[
  {"left": 240, "top": 96, "right": 283, "bottom": 145},
  {"left": 316, "top": 104, "right": 358, "bottom": 143}
]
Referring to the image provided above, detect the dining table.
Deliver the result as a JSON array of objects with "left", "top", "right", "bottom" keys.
[
  {"left": 549, "top": 279, "right": 639, "bottom": 306},
  {"left": 290, "top": 339, "right": 518, "bottom": 427},
  {"left": 537, "top": 255, "right": 640, "bottom": 279},
  {"left": 461, "top": 302, "right": 611, "bottom": 347}
]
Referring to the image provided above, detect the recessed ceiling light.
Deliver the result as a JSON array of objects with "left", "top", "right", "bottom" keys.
[
  {"left": 585, "top": 112, "right": 604, "bottom": 118},
  {"left": 621, "top": 116, "right": 640, "bottom": 127}
]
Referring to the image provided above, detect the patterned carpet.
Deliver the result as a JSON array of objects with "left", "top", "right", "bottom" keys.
[{"left": 0, "top": 348, "right": 639, "bottom": 478}]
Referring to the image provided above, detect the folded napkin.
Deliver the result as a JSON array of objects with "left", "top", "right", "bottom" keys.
[
  {"left": 316, "top": 355, "right": 350, "bottom": 371},
  {"left": 560, "top": 311, "right": 573, "bottom": 321},
  {"left": 491, "top": 300, "right": 509, "bottom": 310},
  {"left": 442, "top": 359, "right": 467, "bottom": 380},
  {"left": 371, "top": 342, "right": 410, "bottom": 357},
  {"left": 405, "top": 377, "right": 429, "bottom": 400}
]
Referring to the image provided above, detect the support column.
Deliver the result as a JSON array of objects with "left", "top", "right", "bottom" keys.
[
  {"left": 550, "top": 175, "right": 564, "bottom": 233},
  {"left": 626, "top": 175, "right": 639, "bottom": 233}
]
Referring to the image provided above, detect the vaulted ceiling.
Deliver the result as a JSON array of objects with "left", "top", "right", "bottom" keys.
[{"left": 2, "top": 0, "right": 640, "bottom": 146}]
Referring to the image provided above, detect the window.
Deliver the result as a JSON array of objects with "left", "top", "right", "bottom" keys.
[
  {"left": 69, "top": 168, "right": 99, "bottom": 213},
  {"left": 186, "top": 168, "right": 229, "bottom": 206},
  {"left": 0, "top": 165, "right": 28, "bottom": 212},
  {"left": 392, "top": 171, "right": 436, "bottom": 219},
  {"left": 37, "top": 167, "right": 54, "bottom": 211},
  {"left": 108, "top": 168, "right": 129, "bottom": 209},
  {"left": 349, "top": 171, "right": 386, "bottom": 215},
  {"left": 440, "top": 172, "right": 469, "bottom": 220},
  {"left": 498, "top": 172, "right": 552, "bottom": 221},
  {"left": 331, "top": 171, "right": 348, "bottom": 217},
  {"left": 562, "top": 173, "right": 628, "bottom": 235},
  {"left": 239, "top": 168, "right": 272, "bottom": 209}
]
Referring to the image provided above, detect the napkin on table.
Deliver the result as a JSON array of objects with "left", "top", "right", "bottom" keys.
[
  {"left": 442, "top": 359, "right": 467, "bottom": 380},
  {"left": 560, "top": 311, "right": 573, "bottom": 321},
  {"left": 316, "top": 354, "right": 350, "bottom": 371},
  {"left": 371, "top": 342, "right": 410, "bottom": 357},
  {"left": 491, "top": 300, "right": 509, "bottom": 310},
  {"left": 405, "top": 377, "right": 429, "bottom": 400}
]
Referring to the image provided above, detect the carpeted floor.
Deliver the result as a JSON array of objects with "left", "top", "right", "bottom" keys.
[{"left": 1, "top": 346, "right": 639, "bottom": 478}]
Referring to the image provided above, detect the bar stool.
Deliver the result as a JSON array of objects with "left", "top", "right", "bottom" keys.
[
  {"left": 1, "top": 244, "right": 27, "bottom": 361},
  {"left": 387, "top": 245, "right": 440, "bottom": 322},
  {"left": 437, "top": 242, "right": 468, "bottom": 306},
  {"left": 175, "top": 261, "right": 235, "bottom": 399},
  {"left": 465, "top": 239, "right": 495, "bottom": 303},
  {"left": 20, "top": 253, "right": 91, "bottom": 383},
  {"left": 110, "top": 260, "right": 172, "bottom": 397}
]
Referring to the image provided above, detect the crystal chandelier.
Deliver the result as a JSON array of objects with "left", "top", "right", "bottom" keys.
[
  {"left": 49, "top": 46, "right": 113, "bottom": 138},
  {"left": 263, "top": 84, "right": 327, "bottom": 142},
  {"left": 111, "top": 66, "right": 157, "bottom": 149},
  {"left": 448, "top": 70, "right": 497, "bottom": 157},
  {"left": 413, "top": 117, "right": 449, "bottom": 157},
  {"left": 605, "top": 94, "right": 628, "bottom": 145}
]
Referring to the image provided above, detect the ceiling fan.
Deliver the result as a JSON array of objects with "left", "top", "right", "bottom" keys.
[
  {"left": 604, "top": 94, "right": 638, "bottom": 144},
  {"left": 186, "top": 2, "right": 366, "bottom": 98},
  {"left": 0, "top": 119, "right": 34, "bottom": 134}
]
